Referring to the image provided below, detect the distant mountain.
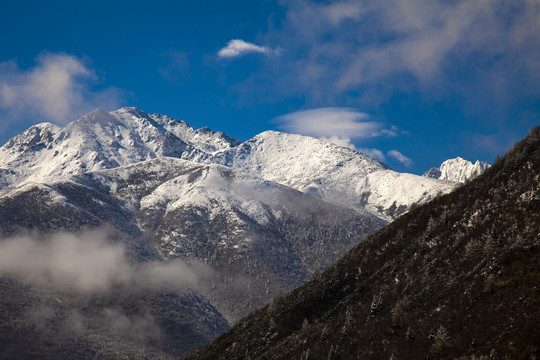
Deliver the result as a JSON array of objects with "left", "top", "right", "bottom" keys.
[
  {"left": 208, "top": 130, "right": 456, "bottom": 221},
  {"left": 0, "top": 108, "right": 455, "bottom": 222},
  {"left": 424, "top": 157, "right": 490, "bottom": 183},
  {"left": 0, "top": 107, "right": 463, "bottom": 357},
  {"left": 0, "top": 107, "right": 239, "bottom": 189},
  {"left": 186, "top": 127, "right": 540, "bottom": 360}
]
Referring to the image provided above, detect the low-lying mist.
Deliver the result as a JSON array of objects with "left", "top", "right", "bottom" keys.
[{"left": 0, "top": 229, "right": 197, "bottom": 293}]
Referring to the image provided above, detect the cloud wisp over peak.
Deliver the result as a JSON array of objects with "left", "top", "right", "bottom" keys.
[
  {"left": 275, "top": 107, "right": 384, "bottom": 139},
  {"left": 275, "top": 107, "right": 400, "bottom": 144},
  {"left": 275, "top": 107, "right": 405, "bottom": 162},
  {"left": 218, "top": 39, "right": 280, "bottom": 59}
]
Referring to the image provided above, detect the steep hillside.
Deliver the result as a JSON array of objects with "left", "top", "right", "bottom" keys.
[{"left": 186, "top": 127, "right": 540, "bottom": 360}]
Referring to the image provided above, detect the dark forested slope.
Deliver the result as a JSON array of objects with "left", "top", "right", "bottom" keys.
[{"left": 186, "top": 127, "right": 540, "bottom": 360}]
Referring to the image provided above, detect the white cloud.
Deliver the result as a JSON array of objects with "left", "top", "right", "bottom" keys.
[
  {"left": 0, "top": 52, "right": 126, "bottom": 129},
  {"left": 275, "top": 108, "right": 401, "bottom": 154},
  {"left": 275, "top": 107, "right": 386, "bottom": 139},
  {"left": 0, "top": 230, "right": 197, "bottom": 293},
  {"left": 380, "top": 125, "right": 400, "bottom": 137},
  {"left": 321, "top": 1, "right": 366, "bottom": 26},
  {"left": 388, "top": 149, "right": 413, "bottom": 167},
  {"left": 218, "top": 39, "right": 279, "bottom": 59}
]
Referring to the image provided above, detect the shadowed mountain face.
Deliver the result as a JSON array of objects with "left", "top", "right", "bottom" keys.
[
  {"left": 0, "top": 158, "right": 384, "bottom": 358},
  {"left": 186, "top": 127, "right": 540, "bottom": 360},
  {"left": 0, "top": 278, "right": 229, "bottom": 359},
  {"left": 0, "top": 228, "right": 230, "bottom": 359}
]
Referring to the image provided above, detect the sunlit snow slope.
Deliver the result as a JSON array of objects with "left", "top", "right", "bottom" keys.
[{"left": 208, "top": 131, "right": 455, "bottom": 221}]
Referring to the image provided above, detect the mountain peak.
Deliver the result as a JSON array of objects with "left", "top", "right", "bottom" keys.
[
  {"left": 0, "top": 108, "right": 453, "bottom": 222},
  {"left": 210, "top": 129, "right": 452, "bottom": 221},
  {"left": 424, "top": 156, "right": 490, "bottom": 183},
  {"left": 251, "top": 130, "right": 388, "bottom": 165},
  {"left": 69, "top": 108, "right": 120, "bottom": 129}
]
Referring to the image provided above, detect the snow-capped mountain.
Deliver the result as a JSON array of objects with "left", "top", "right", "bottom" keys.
[
  {"left": 0, "top": 107, "right": 467, "bottom": 357},
  {"left": 424, "top": 157, "right": 490, "bottom": 183},
  {"left": 0, "top": 107, "right": 455, "bottom": 222},
  {"left": 207, "top": 130, "right": 456, "bottom": 221},
  {"left": 0, "top": 107, "right": 238, "bottom": 189}
]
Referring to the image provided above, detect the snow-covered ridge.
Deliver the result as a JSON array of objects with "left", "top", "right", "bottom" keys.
[
  {"left": 0, "top": 107, "right": 457, "bottom": 221},
  {"left": 206, "top": 130, "right": 455, "bottom": 221},
  {"left": 0, "top": 107, "right": 239, "bottom": 189},
  {"left": 210, "top": 130, "right": 389, "bottom": 196},
  {"left": 85, "top": 157, "right": 312, "bottom": 227},
  {"left": 423, "top": 157, "right": 490, "bottom": 183}
]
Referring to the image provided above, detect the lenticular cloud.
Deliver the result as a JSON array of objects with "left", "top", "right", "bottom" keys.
[{"left": 274, "top": 107, "right": 382, "bottom": 139}]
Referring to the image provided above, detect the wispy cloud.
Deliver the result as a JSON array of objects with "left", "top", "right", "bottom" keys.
[
  {"left": 0, "top": 52, "right": 126, "bottom": 131},
  {"left": 275, "top": 108, "right": 400, "bottom": 159},
  {"left": 388, "top": 149, "right": 413, "bottom": 167},
  {"left": 247, "top": 0, "right": 540, "bottom": 115},
  {"left": 218, "top": 39, "right": 280, "bottom": 59},
  {"left": 322, "top": 2, "right": 365, "bottom": 25}
]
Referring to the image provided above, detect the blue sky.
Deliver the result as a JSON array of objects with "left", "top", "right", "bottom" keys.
[{"left": 1, "top": 0, "right": 539, "bottom": 174}]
